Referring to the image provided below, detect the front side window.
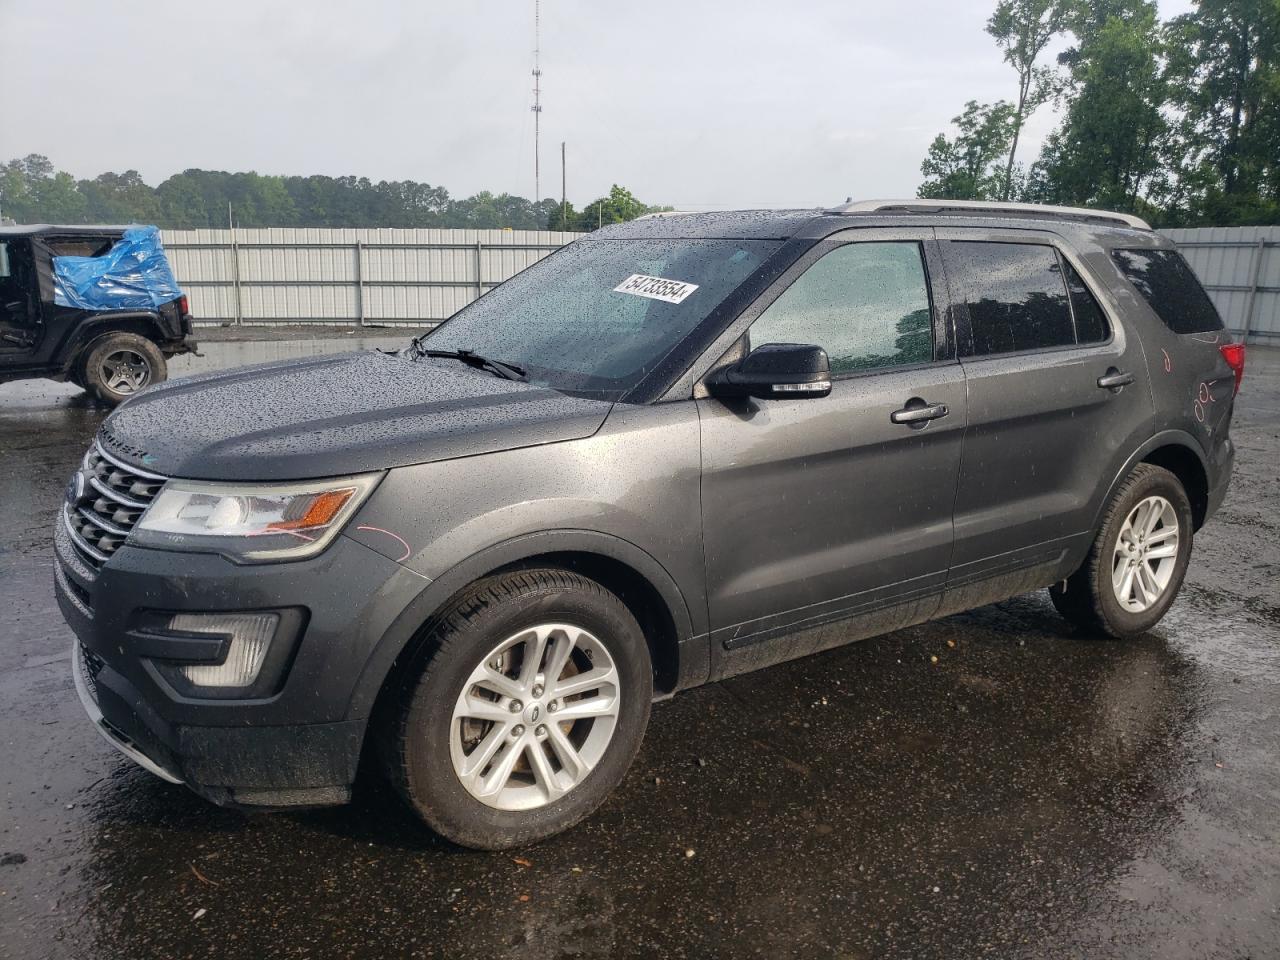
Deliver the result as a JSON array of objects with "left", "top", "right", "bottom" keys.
[
  {"left": 422, "top": 238, "right": 781, "bottom": 399},
  {"left": 1112, "top": 248, "right": 1222, "bottom": 334},
  {"left": 945, "top": 241, "right": 1075, "bottom": 356},
  {"left": 747, "top": 241, "right": 933, "bottom": 374}
]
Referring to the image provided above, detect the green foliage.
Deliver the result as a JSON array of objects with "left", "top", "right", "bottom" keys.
[
  {"left": 1160, "top": 0, "right": 1280, "bottom": 225},
  {"left": 920, "top": 0, "right": 1280, "bottom": 226},
  {"left": 987, "top": 0, "right": 1065, "bottom": 200},
  {"left": 1032, "top": 0, "right": 1168, "bottom": 211},
  {"left": 0, "top": 157, "right": 658, "bottom": 232},
  {"left": 918, "top": 101, "right": 1018, "bottom": 200},
  {"left": 559, "top": 185, "right": 672, "bottom": 232}
]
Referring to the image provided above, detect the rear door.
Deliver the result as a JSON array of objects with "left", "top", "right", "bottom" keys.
[
  {"left": 935, "top": 228, "right": 1154, "bottom": 609},
  {"left": 697, "top": 229, "right": 967, "bottom": 676}
]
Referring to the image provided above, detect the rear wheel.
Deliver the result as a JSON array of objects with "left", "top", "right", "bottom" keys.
[
  {"left": 384, "top": 569, "right": 652, "bottom": 849},
  {"left": 82, "top": 333, "right": 166, "bottom": 405},
  {"left": 1050, "top": 463, "right": 1193, "bottom": 638}
]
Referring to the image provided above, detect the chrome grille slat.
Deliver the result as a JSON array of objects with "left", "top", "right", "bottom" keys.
[
  {"left": 88, "top": 475, "right": 151, "bottom": 510},
  {"left": 63, "top": 508, "right": 109, "bottom": 564},
  {"left": 93, "top": 442, "right": 169, "bottom": 480},
  {"left": 63, "top": 441, "right": 169, "bottom": 569},
  {"left": 77, "top": 505, "right": 131, "bottom": 537}
]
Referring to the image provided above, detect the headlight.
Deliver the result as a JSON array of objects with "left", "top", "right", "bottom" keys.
[{"left": 131, "top": 474, "right": 381, "bottom": 562}]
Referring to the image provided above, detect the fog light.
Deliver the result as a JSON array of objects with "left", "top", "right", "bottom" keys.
[{"left": 169, "top": 612, "right": 279, "bottom": 688}]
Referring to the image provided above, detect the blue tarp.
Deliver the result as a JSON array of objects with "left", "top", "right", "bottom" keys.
[{"left": 52, "top": 226, "right": 183, "bottom": 311}]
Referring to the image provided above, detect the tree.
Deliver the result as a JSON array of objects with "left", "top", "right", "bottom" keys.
[
  {"left": 573, "top": 185, "right": 651, "bottom": 230},
  {"left": 1032, "top": 0, "right": 1168, "bottom": 211},
  {"left": 1161, "top": 0, "right": 1280, "bottom": 224},
  {"left": 917, "top": 101, "right": 1016, "bottom": 200},
  {"left": 986, "top": 0, "right": 1066, "bottom": 200},
  {"left": 1, "top": 154, "right": 87, "bottom": 223},
  {"left": 0, "top": 155, "right": 664, "bottom": 232},
  {"left": 80, "top": 170, "right": 163, "bottom": 224}
]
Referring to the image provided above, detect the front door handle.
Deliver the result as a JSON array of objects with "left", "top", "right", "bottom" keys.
[
  {"left": 891, "top": 399, "right": 950, "bottom": 426},
  {"left": 1097, "top": 369, "right": 1135, "bottom": 391}
]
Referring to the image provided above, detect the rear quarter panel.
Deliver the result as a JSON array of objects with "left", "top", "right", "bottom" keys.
[{"left": 1081, "top": 244, "right": 1237, "bottom": 493}]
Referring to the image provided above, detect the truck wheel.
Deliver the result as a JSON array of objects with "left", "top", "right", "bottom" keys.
[
  {"left": 384, "top": 569, "right": 652, "bottom": 850},
  {"left": 82, "top": 333, "right": 166, "bottom": 406},
  {"left": 1050, "top": 464, "right": 1193, "bottom": 638}
]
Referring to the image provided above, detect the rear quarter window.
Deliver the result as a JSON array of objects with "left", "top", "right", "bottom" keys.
[{"left": 1111, "top": 248, "right": 1223, "bottom": 334}]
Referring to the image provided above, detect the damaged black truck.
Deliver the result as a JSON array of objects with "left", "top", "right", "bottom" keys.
[{"left": 0, "top": 224, "right": 195, "bottom": 405}]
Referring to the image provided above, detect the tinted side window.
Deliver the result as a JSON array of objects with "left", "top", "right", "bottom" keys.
[
  {"left": 1063, "top": 259, "right": 1110, "bottom": 344},
  {"left": 748, "top": 242, "right": 932, "bottom": 374},
  {"left": 945, "top": 241, "right": 1074, "bottom": 356},
  {"left": 1112, "top": 248, "right": 1223, "bottom": 334}
]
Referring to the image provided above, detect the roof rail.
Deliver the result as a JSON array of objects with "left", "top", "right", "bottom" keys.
[
  {"left": 634, "top": 210, "right": 695, "bottom": 220},
  {"left": 830, "top": 198, "right": 1151, "bottom": 231}
]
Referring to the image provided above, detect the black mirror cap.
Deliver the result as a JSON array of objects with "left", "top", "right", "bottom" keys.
[{"left": 710, "top": 342, "right": 832, "bottom": 400}]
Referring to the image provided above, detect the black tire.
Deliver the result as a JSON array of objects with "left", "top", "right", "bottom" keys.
[
  {"left": 384, "top": 569, "right": 652, "bottom": 850},
  {"left": 1050, "top": 463, "right": 1194, "bottom": 638},
  {"left": 81, "top": 333, "right": 166, "bottom": 406}
]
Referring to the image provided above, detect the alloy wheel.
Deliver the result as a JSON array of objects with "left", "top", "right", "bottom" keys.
[
  {"left": 449, "top": 623, "right": 621, "bottom": 811},
  {"left": 1111, "top": 495, "right": 1180, "bottom": 613}
]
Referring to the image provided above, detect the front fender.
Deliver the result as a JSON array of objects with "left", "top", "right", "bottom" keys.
[{"left": 341, "top": 528, "right": 704, "bottom": 719}]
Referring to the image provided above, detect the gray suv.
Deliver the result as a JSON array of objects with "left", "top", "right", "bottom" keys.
[{"left": 54, "top": 200, "right": 1243, "bottom": 849}]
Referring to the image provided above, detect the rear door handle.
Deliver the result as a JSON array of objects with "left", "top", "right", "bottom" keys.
[
  {"left": 1097, "top": 369, "right": 1135, "bottom": 390},
  {"left": 891, "top": 400, "right": 950, "bottom": 425}
]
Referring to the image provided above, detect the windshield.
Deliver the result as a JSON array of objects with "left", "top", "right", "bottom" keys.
[{"left": 418, "top": 238, "right": 782, "bottom": 398}]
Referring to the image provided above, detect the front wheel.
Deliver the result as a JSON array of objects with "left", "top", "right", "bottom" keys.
[
  {"left": 1050, "top": 463, "right": 1193, "bottom": 638},
  {"left": 81, "top": 333, "right": 167, "bottom": 406},
  {"left": 384, "top": 569, "right": 652, "bottom": 849}
]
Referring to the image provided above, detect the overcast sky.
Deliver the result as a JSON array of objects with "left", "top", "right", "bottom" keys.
[{"left": 1, "top": 0, "right": 1194, "bottom": 209}]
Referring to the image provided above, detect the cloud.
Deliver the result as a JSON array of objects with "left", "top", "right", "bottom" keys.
[{"left": 0, "top": 0, "right": 1193, "bottom": 208}]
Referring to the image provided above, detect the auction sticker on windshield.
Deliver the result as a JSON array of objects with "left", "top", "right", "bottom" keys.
[{"left": 613, "top": 274, "right": 699, "bottom": 304}]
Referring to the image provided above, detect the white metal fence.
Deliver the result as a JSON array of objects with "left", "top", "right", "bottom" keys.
[
  {"left": 160, "top": 227, "right": 580, "bottom": 328},
  {"left": 1162, "top": 226, "right": 1279, "bottom": 344},
  {"left": 159, "top": 224, "right": 1278, "bottom": 342}
]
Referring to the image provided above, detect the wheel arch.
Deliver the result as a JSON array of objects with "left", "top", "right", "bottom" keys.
[
  {"left": 352, "top": 530, "right": 706, "bottom": 727},
  {"left": 56, "top": 312, "right": 167, "bottom": 375},
  {"left": 1094, "top": 431, "right": 1210, "bottom": 533}
]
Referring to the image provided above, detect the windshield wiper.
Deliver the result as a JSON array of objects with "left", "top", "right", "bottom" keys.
[{"left": 411, "top": 345, "right": 527, "bottom": 382}]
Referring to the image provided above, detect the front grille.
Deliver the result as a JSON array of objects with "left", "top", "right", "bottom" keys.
[
  {"left": 78, "top": 642, "right": 104, "bottom": 703},
  {"left": 64, "top": 441, "right": 168, "bottom": 569}
]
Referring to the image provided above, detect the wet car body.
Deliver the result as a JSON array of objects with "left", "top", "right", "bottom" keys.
[{"left": 53, "top": 202, "right": 1238, "bottom": 818}]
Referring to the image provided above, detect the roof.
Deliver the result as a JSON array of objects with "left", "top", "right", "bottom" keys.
[
  {"left": 0, "top": 223, "right": 135, "bottom": 238},
  {"left": 590, "top": 200, "right": 1157, "bottom": 243},
  {"left": 587, "top": 209, "right": 825, "bottom": 241}
]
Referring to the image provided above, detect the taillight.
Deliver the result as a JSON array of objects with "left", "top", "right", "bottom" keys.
[
  {"left": 178, "top": 294, "right": 190, "bottom": 316},
  {"left": 1219, "top": 343, "right": 1245, "bottom": 395}
]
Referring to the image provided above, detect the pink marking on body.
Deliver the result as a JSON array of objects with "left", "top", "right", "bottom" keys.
[
  {"left": 356, "top": 525, "right": 412, "bottom": 563},
  {"left": 1161, "top": 348, "right": 1171, "bottom": 373}
]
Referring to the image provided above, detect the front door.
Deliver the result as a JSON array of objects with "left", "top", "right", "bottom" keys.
[
  {"left": 697, "top": 231, "right": 967, "bottom": 678},
  {"left": 934, "top": 229, "right": 1154, "bottom": 607}
]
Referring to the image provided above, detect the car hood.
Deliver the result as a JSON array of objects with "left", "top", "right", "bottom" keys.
[{"left": 98, "top": 351, "right": 614, "bottom": 481}]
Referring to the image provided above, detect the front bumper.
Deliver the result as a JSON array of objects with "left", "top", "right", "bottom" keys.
[
  {"left": 72, "top": 640, "right": 183, "bottom": 785},
  {"left": 55, "top": 519, "right": 425, "bottom": 809}
]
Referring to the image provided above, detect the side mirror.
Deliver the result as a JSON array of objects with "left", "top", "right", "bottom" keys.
[{"left": 708, "top": 342, "right": 832, "bottom": 400}]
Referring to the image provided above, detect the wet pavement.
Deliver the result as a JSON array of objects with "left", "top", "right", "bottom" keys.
[{"left": 2, "top": 339, "right": 1278, "bottom": 959}]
